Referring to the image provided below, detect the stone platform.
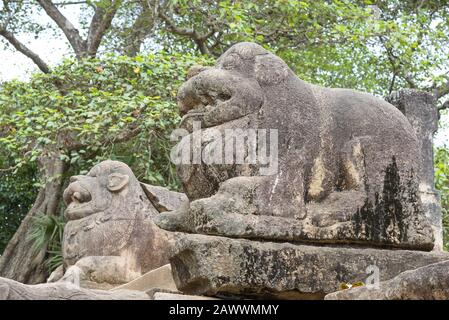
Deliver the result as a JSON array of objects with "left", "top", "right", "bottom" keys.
[{"left": 169, "top": 233, "right": 449, "bottom": 299}]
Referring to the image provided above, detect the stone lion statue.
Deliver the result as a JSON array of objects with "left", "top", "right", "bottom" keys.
[
  {"left": 57, "top": 160, "right": 186, "bottom": 288},
  {"left": 155, "top": 42, "right": 433, "bottom": 250}
]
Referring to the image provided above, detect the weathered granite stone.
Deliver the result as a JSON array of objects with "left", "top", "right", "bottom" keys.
[
  {"left": 60, "top": 256, "right": 141, "bottom": 290},
  {"left": 167, "top": 233, "right": 449, "bottom": 299},
  {"left": 325, "top": 260, "right": 449, "bottom": 300},
  {"left": 141, "top": 183, "right": 188, "bottom": 212},
  {"left": 155, "top": 42, "right": 434, "bottom": 250},
  {"left": 112, "top": 264, "right": 178, "bottom": 293},
  {"left": 47, "top": 265, "right": 64, "bottom": 283},
  {"left": 0, "top": 276, "right": 149, "bottom": 300},
  {"left": 61, "top": 160, "right": 183, "bottom": 287},
  {"left": 389, "top": 90, "right": 443, "bottom": 250}
]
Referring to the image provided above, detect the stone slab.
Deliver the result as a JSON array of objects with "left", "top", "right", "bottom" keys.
[{"left": 168, "top": 233, "right": 449, "bottom": 299}]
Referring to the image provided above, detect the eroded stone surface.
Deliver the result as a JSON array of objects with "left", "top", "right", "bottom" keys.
[
  {"left": 389, "top": 89, "right": 443, "bottom": 250},
  {"left": 60, "top": 256, "right": 142, "bottom": 290},
  {"left": 168, "top": 233, "right": 449, "bottom": 299},
  {"left": 325, "top": 260, "right": 449, "bottom": 300},
  {"left": 155, "top": 42, "right": 434, "bottom": 250},
  {"left": 141, "top": 183, "right": 188, "bottom": 212},
  {"left": 47, "top": 265, "right": 64, "bottom": 283}
]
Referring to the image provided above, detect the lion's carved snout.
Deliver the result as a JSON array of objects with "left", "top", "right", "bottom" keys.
[
  {"left": 63, "top": 176, "right": 95, "bottom": 221},
  {"left": 178, "top": 67, "right": 264, "bottom": 130},
  {"left": 63, "top": 176, "right": 92, "bottom": 206},
  {"left": 178, "top": 68, "right": 234, "bottom": 115}
]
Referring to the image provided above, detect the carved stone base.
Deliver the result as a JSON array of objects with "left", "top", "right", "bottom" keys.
[{"left": 169, "top": 233, "right": 449, "bottom": 299}]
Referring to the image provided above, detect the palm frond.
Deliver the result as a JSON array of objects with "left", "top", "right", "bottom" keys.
[{"left": 27, "top": 212, "right": 65, "bottom": 271}]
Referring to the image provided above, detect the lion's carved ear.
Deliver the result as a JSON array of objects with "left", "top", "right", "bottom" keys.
[
  {"left": 254, "top": 54, "right": 289, "bottom": 86},
  {"left": 107, "top": 173, "right": 129, "bottom": 192}
]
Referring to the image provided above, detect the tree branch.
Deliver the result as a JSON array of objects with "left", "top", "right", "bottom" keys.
[
  {"left": 36, "top": 0, "right": 87, "bottom": 58},
  {"left": 440, "top": 99, "right": 449, "bottom": 111},
  {"left": 158, "top": 11, "right": 197, "bottom": 37},
  {"left": 112, "top": 126, "right": 142, "bottom": 144},
  {"left": 388, "top": 72, "right": 397, "bottom": 96},
  {"left": 0, "top": 27, "right": 50, "bottom": 73},
  {"left": 53, "top": 1, "right": 89, "bottom": 5},
  {"left": 158, "top": 10, "right": 212, "bottom": 55},
  {"left": 86, "top": 0, "right": 121, "bottom": 56},
  {"left": 122, "top": 3, "right": 155, "bottom": 56},
  {"left": 432, "top": 80, "right": 449, "bottom": 100}
]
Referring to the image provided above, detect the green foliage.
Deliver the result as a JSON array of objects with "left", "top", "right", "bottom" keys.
[
  {"left": 155, "top": 0, "right": 449, "bottom": 98},
  {"left": 27, "top": 213, "right": 65, "bottom": 272},
  {"left": 4, "top": 1, "right": 449, "bottom": 99},
  {"left": 0, "top": 52, "right": 213, "bottom": 188},
  {"left": 0, "top": 164, "right": 38, "bottom": 254},
  {"left": 435, "top": 147, "right": 449, "bottom": 250}
]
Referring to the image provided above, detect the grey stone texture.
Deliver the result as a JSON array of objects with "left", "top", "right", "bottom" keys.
[
  {"left": 389, "top": 89, "right": 443, "bottom": 250},
  {"left": 167, "top": 233, "right": 449, "bottom": 299},
  {"left": 112, "top": 264, "right": 178, "bottom": 293},
  {"left": 59, "top": 256, "right": 141, "bottom": 290},
  {"left": 325, "top": 260, "right": 449, "bottom": 300},
  {"left": 141, "top": 183, "right": 188, "bottom": 212}
]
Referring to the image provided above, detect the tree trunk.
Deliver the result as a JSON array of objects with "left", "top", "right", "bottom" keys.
[{"left": 0, "top": 152, "right": 68, "bottom": 284}]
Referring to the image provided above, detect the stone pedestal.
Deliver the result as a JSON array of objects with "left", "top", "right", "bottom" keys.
[
  {"left": 168, "top": 233, "right": 449, "bottom": 300},
  {"left": 389, "top": 89, "right": 443, "bottom": 250}
]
